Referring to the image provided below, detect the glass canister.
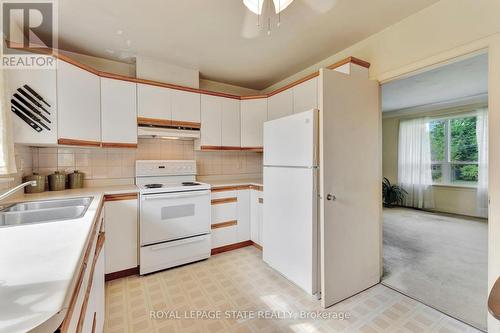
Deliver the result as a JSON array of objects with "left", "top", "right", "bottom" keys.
[
  {"left": 23, "top": 173, "right": 46, "bottom": 193},
  {"left": 48, "top": 171, "right": 66, "bottom": 191},
  {"left": 69, "top": 170, "right": 84, "bottom": 189}
]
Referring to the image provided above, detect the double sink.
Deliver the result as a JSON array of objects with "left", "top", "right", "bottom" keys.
[{"left": 0, "top": 197, "right": 93, "bottom": 227}]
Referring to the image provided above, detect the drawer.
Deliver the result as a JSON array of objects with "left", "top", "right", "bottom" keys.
[
  {"left": 140, "top": 234, "right": 211, "bottom": 275},
  {"left": 211, "top": 201, "right": 237, "bottom": 224},
  {"left": 211, "top": 190, "right": 238, "bottom": 199},
  {"left": 211, "top": 224, "right": 238, "bottom": 248}
]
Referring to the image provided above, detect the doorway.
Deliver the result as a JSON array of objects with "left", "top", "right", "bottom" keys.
[{"left": 380, "top": 52, "right": 488, "bottom": 331}]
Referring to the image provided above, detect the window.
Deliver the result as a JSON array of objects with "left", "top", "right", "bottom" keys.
[{"left": 429, "top": 114, "right": 478, "bottom": 186}]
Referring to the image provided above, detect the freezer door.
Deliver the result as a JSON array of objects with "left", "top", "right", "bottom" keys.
[
  {"left": 262, "top": 166, "right": 318, "bottom": 295},
  {"left": 263, "top": 109, "right": 318, "bottom": 167}
]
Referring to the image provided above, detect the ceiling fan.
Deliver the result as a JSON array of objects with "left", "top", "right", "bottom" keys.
[{"left": 241, "top": 0, "right": 337, "bottom": 38}]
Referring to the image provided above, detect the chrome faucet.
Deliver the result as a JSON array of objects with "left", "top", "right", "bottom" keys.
[{"left": 0, "top": 180, "right": 37, "bottom": 202}]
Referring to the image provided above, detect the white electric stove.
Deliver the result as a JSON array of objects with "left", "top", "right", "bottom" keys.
[{"left": 136, "top": 160, "right": 211, "bottom": 275}]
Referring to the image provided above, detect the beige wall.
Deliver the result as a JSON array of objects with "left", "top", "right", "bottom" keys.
[
  {"left": 199, "top": 79, "right": 260, "bottom": 96},
  {"left": 382, "top": 116, "right": 483, "bottom": 218}
]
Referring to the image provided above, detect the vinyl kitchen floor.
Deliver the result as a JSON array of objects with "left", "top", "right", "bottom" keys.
[{"left": 104, "top": 246, "right": 480, "bottom": 333}]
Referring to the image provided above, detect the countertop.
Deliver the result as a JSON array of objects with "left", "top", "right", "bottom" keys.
[{"left": 0, "top": 185, "right": 138, "bottom": 333}]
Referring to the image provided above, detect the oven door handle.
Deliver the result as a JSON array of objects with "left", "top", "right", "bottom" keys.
[
  {"left": 150, "top": 235, "right": 208, "bottom": 251},
  {"left": 141, "top": 190, "right": 211, "bottom": 201}
]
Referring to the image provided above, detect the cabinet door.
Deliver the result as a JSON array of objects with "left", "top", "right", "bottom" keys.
[
  {"left": 171, "top": 89, "right": 200, "bottom": 124},
  {"left": 104, "top": 199, "right": 138, "bottom": 274},
  {"left": 241, "top": 99, "right": 267, "bottom": 148},
  {"left": 6, "top": 67, "right": 57, "bottom": 145},
  {"left": 82, "top": 247, "right": 105, "bottom": 333},
  {"left": 250, "top": 190, "right": 260, "bottom": 244},
  {"left": 200, "top": 94, "right": 222, "bottom": 147},
  {"left": 57, "top": 60, "right": 101, "bottom": 143},
  {"left": 137, "top": 83, "right": 172, "bottom": 121},
  {"left": 293, "top": 77, "right": 318, "bottom": 114},
  {"left": 101, "top": 78, "right": 137, "bottom": 146},
  {"left": 221, "top": 98, "right": 241, "bottom": 147},
  {"left": 268, "top": 89, "right": 293, "bottom": 120},
  {"left": 237, "top": 190, "right": 250, "bottom": 242}
]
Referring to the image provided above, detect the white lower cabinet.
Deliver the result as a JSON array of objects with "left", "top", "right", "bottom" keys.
[
  {"left": 250, "top": 189, "right": 264, "bottom": 246},
  {"left": 104, "top": 198, "right": 138, "bottom": 274}
]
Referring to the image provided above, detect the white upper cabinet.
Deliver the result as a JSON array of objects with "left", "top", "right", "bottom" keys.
[
  {"left": 6, "top": 67, "right": 57, "bottom": 145},
  {"left": 57, "top": 60, "right": 101, "bottom": 143},
  {"left": 199, "top": 94, "right": 222, "bottom": 147},
  {"left": 241, "top": 98, "right": 267, "bottom": 148},
  {"left": 293, "top": 77, "right": 318, "bottom": 114},
  {"left": 137, "top": 83, "right": 172, "bottom": 121},
  {"left": 267, "top": 89, "right": 293, "bottom": 120},
  {"left": 171, "top": 89, "right": 201, "bottom": 124},
  {"left": 221, "top": 98, "right": 240, "bottom": 147},
  {"left": 100, "top": 78, "right": 137, "bottom": 146}
]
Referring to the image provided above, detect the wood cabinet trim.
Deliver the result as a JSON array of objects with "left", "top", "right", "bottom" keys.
[
  {"left": 58, "top": 138, "right": 101, "bottom": 147},
  {"left": 249, "top": 185, "right": 264, "bottom": 191},
  {"left": 241, "top": 147, "right": 263, "bottom": 152},
  {"left": 60, "top": 202, "right": 103, "bottom": 332},
  {"left": 211, "top": 197, "right": 238, "bottom": 205},
  {"left": 211, "top": 240, "right": 253, "bottom": 255},
  {"left": 104, "top": 193, "right": 138, "bottom": 202},
  {"left": 489, "top": 277, "right": 500, "bottom": 320},
  {"left": 170, "top": 120, "right": 201, "bottom": 129},
  {"left": 200, "top": 145, "right": 242, "bottom": 151},
  {"left": 211, "top": 220, "right": 238, "bottom": 229},
  {"left": 101, "top": 142, "right": 138, "bottom": 148},
  {"left": 137, "top": 117, "right": 172, "bottom": 127},
  {"left": 211, "top": 184, "right": 262, "bottom": 192},
  {"left": 105, "top": 266, "right": 139, "bottom": 281}
]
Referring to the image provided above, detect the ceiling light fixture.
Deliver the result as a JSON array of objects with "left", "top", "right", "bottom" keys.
[{"left": 243, "top": 0, "right": 294, "bottom": 35}]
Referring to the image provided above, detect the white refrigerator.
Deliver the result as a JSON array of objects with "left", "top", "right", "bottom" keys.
[{"left": 262, "top": 109, "right": 319, "bottom": 295}]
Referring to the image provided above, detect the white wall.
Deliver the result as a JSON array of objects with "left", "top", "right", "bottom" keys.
[{"left": 135, "top": 56, "right": 199, "bottom": 88}]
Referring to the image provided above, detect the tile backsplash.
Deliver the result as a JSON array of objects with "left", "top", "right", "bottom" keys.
[{"left": 30, "top": 138, "right": 263, "bottom": 180}]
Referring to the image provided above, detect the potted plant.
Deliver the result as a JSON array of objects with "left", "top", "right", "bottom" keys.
[{"left": 382, "top": 177, "right": 407, "bottom": 207}]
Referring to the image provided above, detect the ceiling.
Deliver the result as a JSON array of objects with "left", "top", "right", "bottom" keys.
[
  {"left": 51, "top": 0, "right": 439, "bottom": 90},
  {"left": 381, "top": 53, "right": 488, "bottom": 112}
]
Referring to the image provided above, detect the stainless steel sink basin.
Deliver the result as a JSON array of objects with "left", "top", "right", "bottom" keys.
[
  {"left": 0, "top": 197, "right": 93, "bottom": 227},
  {"left": 3, "top": 197, "right": 92, "bottom": 212}
]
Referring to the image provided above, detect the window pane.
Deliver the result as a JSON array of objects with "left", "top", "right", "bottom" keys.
[
  {"left": 429, "top": 120, "right": 445, "bottom": 161},
  {"left": 450, "top": 116, "right": 478, "bottom": 162},
  {"left": 451, "top": 163, "right": 478, "bottom": 184},
  {"left": 431, "top": 164, "right": 443, "bottom": 183}
]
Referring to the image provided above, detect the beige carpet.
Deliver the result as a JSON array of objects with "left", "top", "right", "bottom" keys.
[
  {"left": 383, "top": 208, "right": 488, "bottom": 331},
  {"left": 105, "top": 246, "right": 480, "bottom": 333}
]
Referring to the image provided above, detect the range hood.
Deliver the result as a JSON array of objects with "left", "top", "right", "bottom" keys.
[{"left": 137, "top": 125, "right": 200, "bottom": 140}]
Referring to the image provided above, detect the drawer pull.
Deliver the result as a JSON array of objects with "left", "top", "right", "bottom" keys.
[
  {"left": 258, "top": 198, "right": 263, "bottom": 204},
  {"left": 211, "top": 220, "right": 238, "bottom": 229},
  {"left": 211, "top": 197, "right": 237, "bottom": 205}
]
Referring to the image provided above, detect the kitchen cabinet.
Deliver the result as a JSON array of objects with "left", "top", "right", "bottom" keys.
[
  {"left": 100, "top": 78, "right": 137, "bottom": 147},
  {"left": 199, "top": 94, "right": 222, "bottom": 147},
  {"left": 6, "top": 67, "right": 58, "bottom": 145},
  {"left": 171, "top": 89, "right": 201, "bottom": 125},
  {"left": 250, "top": 189, "right": 264, "bottom": 246},
  {"left": 236, "top": 190, "right": 250, "bottom": 242},
  {"left": 268, "top": 89, "right": 293, "bottom": 120},
  {"left": 241, "top": 98, "right": 267, "bottom": 148},
  {"left": 211, "top": 190, "right": 239, "bottom": 248},
  {"left": 57, "top": 59, "right": 101, "bottom": 145},
  {"left": 104, "top": 197, "right": 138, "bottom": 274},
  {"left": 137, "top": 83, "right": 172, "bottom": 122},
  {"left": 62, "top": 210, "right": 105, "bottom": 333},
  {"left": 293, "top": 77, "right": 318, "bottom": 114}
]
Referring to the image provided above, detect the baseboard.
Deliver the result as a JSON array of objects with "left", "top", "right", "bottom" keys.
[
  {"left": 211, "top": 240, "right": 253, "bottom": 255},
  {"left": 105, "top": 266, "right": 139, "bottom": 281},
  {"left": 251, "top": 241, "right": 262, "bottom": 250}
]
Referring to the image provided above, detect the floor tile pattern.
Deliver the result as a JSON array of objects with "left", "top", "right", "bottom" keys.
[{"left": 105, "top": 246, "right": 481, "bottom": 333}]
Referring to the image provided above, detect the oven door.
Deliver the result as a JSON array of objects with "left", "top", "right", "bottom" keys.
[{"left": 140, "top": 189, "right": 211, "bottom": 246}]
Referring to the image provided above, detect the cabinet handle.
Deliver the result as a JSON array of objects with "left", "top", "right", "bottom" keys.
[{"left": 258, "top": 198, "right": 264, "bottom": 204}]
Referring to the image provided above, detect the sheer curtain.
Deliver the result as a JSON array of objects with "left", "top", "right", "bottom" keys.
[
  {"left": 476, "top": 108, "right": 488, "bottom": 218},
  {"left": 398, "top": 117, "right": 434, "bottom": 209},
  {"left": 0, "top": 69, "right": 16, "bottom": 175}
]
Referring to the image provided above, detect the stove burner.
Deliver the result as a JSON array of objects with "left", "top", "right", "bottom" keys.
[
  {"left": 182, "top": 182, "right": 200, "bottom": 186},
  {"left": 144, "top": 184, "right": 163, "bottom": 189}
]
